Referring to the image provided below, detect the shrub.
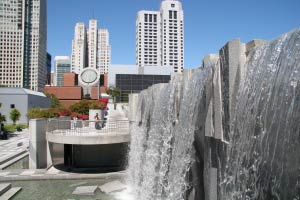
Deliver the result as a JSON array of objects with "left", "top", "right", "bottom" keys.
[
  {"left": 10, "top": 108, "right": 21, "bottom": 125},
  {"left": 27, "top": 107, "right": 73, "bottom": 119},
  {"left": 70, "top": 100, "right": 104, "bottom": 115},
  {"left": 27, "top": 108, "right": 58, "bottom": 119},
  {"left": 3, "top": 124, "right": 15, "bottom": 133},
  {"left": 0, "top": 115, "right": 6, "bottom": 122},
  {"left": 2, "top": 124, "right": 28, "bottom": 133},
  {"left": 27, "top": 108, "right": 45, "bottom": 119},
  {"left": 57, "top": 108, "right": 72, "bottom": 117}
]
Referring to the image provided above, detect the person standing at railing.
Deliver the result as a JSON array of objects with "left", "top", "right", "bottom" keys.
[
  {"left": 73, "top": 116, "right": 78, "bottom": 129},
  {"left": 94, "top": 113, "right": 101, "bottom": 130}
]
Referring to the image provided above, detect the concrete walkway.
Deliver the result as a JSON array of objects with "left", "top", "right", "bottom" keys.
[
  {"left": 0, "top": 130, "right": 29, "bottom": 169},
  {"left": 0, "top": 168, "right": 126, "bottom": 182}
]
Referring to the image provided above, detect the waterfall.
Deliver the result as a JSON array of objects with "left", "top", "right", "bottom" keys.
[
  {"left": 127, "top": 29, "right": 300, "bottom": 200},
  {"left": 223, "top": 29, "right": 300, "bottom": 199},
  {"left": 128, "top": 68, "right": 210, "bottom": 200}
]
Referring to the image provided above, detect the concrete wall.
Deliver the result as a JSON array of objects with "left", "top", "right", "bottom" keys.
[
  {"left": 30, "top": 117, "right": 71, "bottom": 169},
  {"left": 128, "top": 94, "right": 139, "bottom": 122},
  {"left": 29, "top": 119, "right": 48, "bottom": 169},
  {"left": 30, "top": 115, "right": 128, "bottom": 170},
  {"left": 48, "top": 143, "right": 64, "bottom": 167},
  {"left": 28, "top": 93, "right": 51, "bottom": 111}
]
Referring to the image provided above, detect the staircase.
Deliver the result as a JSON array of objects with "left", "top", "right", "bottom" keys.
[{"left": 0, "top": 183, "right": 21, "bottom": 200}]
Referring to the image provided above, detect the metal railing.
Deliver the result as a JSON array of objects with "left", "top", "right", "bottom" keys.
[{"left": 47, "top": 119, "right": 129, "bottom": 136}]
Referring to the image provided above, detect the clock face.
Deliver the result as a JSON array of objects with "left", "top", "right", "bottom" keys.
[
  {"left": 81, "top": 70, "right": 97, "bottom": 83},
  {"left": 79, "top": 68, "right": 99, "bottom": 85}
]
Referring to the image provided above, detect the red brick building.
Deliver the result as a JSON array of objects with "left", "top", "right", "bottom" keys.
[{"left": 44, "top": 73, "right": 108, "bottom": 108}]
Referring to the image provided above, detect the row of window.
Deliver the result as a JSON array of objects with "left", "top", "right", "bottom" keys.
[{"left": 144, "top": 14, "right": 157, "bottom": 23}]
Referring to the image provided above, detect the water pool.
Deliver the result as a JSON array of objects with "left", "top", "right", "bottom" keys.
[{"left": 10, "top": 178, "right": 125, "bottom": 200}]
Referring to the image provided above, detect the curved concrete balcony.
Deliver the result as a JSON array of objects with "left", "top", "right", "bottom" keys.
[{"left": 46, "top": 119, "right": 130, "bottom": 145}]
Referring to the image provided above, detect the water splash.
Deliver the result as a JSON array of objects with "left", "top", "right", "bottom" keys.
[
  {"left": 127, "top": 68, "right": 210, "bottom": 200},
  {"left": 223, "top": 29, "right": 300, "bottom": 200}
]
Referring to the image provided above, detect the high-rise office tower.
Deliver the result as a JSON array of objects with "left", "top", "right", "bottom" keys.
[
  {"left": 136, "top": 0, "right": 184, "bottom": 73},
  {"left": 98, "top": 29, "right": 110, "bottom": 74},
  {"left": 54, "top": 56, "right": 70, "bottom": 86},
  {"left": 71, "top": 19, "right": 110, "bottom": 75},
  {"left": 71, "top": 23, "right": 86, "bottom": 74},
  {"left": 0, "top": 0, "right": 47, "bottom": 91}
]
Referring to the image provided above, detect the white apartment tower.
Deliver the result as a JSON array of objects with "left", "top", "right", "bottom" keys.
[
  {"left": 71, "top": 19, "right": 110, "bottom": 74},
  {"left": 71, "top": 23, "right": 86, "bottom": 74},
  {"left": 88, "top": 19, "right": 97, "bottom": 69},
  {"left": 98, "top": 29, "right": 110, "bottom": 74},
  {"left": 0, "top": 0, "right": 47, "bottom": 91},
  {"left": 136, "top": 0, "right": 184, "bottom": 73}
]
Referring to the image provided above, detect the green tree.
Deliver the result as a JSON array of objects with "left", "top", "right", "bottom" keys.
[
  {"left": 10, "top": 108, "right": 21, "bottom": 125},
  {"left": 106, "top": 87, "right": 121, "bottom": 103},
  {"left": 45, "top": 93, "right": 61, "bottom": 108}
]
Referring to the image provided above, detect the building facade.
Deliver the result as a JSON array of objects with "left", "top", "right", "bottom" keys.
[
  {"left": 109, "top": 64, "right": 173, "bottom": 86},
  {"left": 71, "top": 23, "right": 86, "bottom": 74},
  {"left": 109, "top": 64, "right": 173, "bottom": 102},
  {"left": 54, "top": 56, "right": 70, "bottom": 86},
  {"left": 116, "top": 74, "right": 171, "bottom": 102},
  {"left": 0, "top": 0, "right": 47, "bottom": 91},
  {"left": 71, "top": 19, "right": 111, "bottom": 75},
  {"left": 0, "top": 88, "right": 50, "bottom": 124},
  {"left": 136, "top": 0, "right": 184, "bottom": 73}
]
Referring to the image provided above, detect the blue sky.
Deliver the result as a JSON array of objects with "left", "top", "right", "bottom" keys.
[{"left": 48, "top": 0, "right": 300, "bottom": 70}]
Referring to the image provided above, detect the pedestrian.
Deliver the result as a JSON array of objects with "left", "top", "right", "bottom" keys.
[
  {"left": 73, "top": 116, "right": 78, "bottom": 129},
  {"left": 94, "top": 113, "right": 101, "bottom": 130}
]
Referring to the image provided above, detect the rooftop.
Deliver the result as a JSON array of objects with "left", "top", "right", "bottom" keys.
[{"left": 0, "top": 88, "right": 47, "bottom": 97}]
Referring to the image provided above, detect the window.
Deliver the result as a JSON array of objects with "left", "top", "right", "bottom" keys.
[
  {"left": 10, "top": 104, "right": 15, "bottom": 109},
  {"left": 169, "top": 11, "right": 172, "bottom": 19},
  {"left": 171, "top": 4, "right": 175, "bottom": 8}
]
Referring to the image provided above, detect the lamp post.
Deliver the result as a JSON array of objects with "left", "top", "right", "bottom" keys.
[{"left": 97, "top": 73, "right": 102, "bottom": 100}]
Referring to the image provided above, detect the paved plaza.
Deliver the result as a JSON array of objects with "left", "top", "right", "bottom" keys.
[{"left": 0, "top": 130, "right": 29, "bottom": 170}]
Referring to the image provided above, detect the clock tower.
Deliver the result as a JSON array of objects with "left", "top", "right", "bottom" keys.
[{"left": 78, "top": 67, "right": 100, "bottom": 99}]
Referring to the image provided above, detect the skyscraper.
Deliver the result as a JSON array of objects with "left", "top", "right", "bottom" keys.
[
  {"left": 0, "top": 0, "right": 47, "bottom": 91},
  {"left": 54, "top": 56, "right": 70, "bottom": 86},
  {"left": 71, "top": 23, "right": 86, "bottom": 74},
  {"left": 71, "top": 19, "right": 111, "bottom": 75},
  {"left": 136, "top": 0, "right": 184, "bottom": 73}
]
